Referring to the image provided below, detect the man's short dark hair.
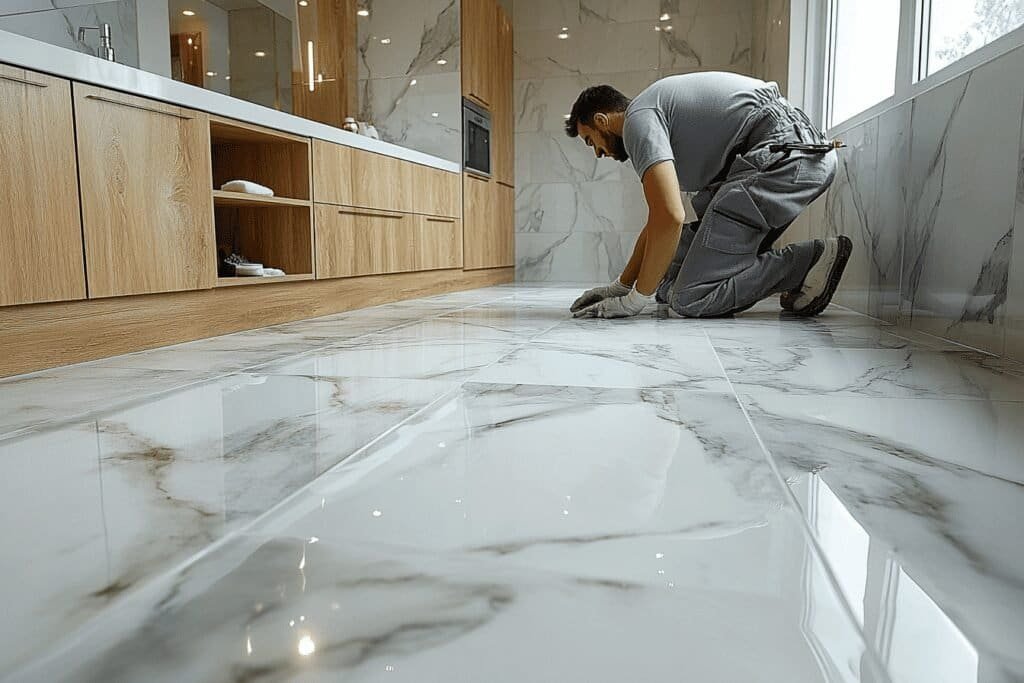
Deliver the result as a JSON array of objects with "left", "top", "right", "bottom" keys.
[{"left": 565, "top": 85, "right": 631, "bottom": 137}]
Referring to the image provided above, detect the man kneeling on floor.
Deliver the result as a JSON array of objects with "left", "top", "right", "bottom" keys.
[{"left": 566, "top": 72, "right": 852, "bottom": 319}]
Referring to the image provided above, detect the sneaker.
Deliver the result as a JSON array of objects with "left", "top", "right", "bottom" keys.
[{"left": 786, "top": 236, "right": 853, "bottom": 317}]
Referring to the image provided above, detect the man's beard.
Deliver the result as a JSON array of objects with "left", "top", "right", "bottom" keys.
[{"left": 609, "top": 134, "right": 629, "bottom": 162}]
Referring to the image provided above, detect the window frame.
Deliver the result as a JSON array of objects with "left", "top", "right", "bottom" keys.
[{"left": 793, "top": 0, "right": 1024, "bottom": 134}]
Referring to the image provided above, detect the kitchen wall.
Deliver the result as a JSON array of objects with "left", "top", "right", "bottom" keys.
[
  {"left": 513, "top": 0, "right": 770, "bottom": 283},
  {"left": 357, "top": 0, "right": 462, "bottom": 163},
  {"left": 0, "top": 0, "right": 139, "bottom": 67},
  {"left": 797, "top": 43, "right": 1024, "bottom": 362},
  {"left": 751, "top": 0, "right": 788, "bottom": 93}
]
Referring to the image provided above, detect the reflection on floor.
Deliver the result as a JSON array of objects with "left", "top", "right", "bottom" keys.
[{"left": 1, "top": 286, "right": 1022, "bottom": 683}]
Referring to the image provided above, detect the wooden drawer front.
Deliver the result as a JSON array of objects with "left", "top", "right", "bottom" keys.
[
  {"left": 417, "top": 216, "right": 462, "bottom": 271},
  {"left": 0, "top": 65, "right": 86, "bottom": 306},
  {"left": 314, "top": 140, "right": 459, "bottom": 217},
  {"left": 315, "top": 205, "right": 416, "bottom": 278},
  {"left": 412, "top": 164, "right": 461, "bottom": 218},
  {"left": 314, "top": 140, "right": 411, "bottom": 212}
]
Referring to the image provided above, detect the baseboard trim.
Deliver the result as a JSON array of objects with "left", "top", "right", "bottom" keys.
[{"left": 0, "top": 267, "right": 514, "bottom": 378}]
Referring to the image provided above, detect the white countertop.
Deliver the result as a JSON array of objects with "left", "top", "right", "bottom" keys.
[{"left": 0, "top": 29, "right": 462, "bottom": 174}]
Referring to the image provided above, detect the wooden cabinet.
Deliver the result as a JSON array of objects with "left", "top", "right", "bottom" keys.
[
  {"left": 417, "top": 216, "right": 463, "bottom": 271},
  {"left": 463, "top": 173, "right": 514, "bottom": 270},
  {"left": 492, "top": 6, "right": 515, "bottom": 186},
  {"left": 314, "top": 140, "right": 460, "bottom": 217},
  {"left": 461, "top": 0, "right": 497, "bottom": 108},
  {"left": 0, "top": 66, "right": 86, "bottom": 307},
  {"left": 74, "top": 84, "right": 215, "bottom": 298}
]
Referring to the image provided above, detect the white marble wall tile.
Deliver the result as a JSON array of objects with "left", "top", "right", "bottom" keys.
[
  {"left": 358, "top": 71, "right": 461, "bottom": 163},
  {"left": 516, "top": 230, "right": 638, "bottom": 282},
  {"left": 1003, "top": 102, "right": 1024, "bottom": 362},
  {"left": 356, "top": 0, "right": 460, "bottom": 161},
  {"left": 357, "top": 0, "right": 459, "bottom": 80},
  {"left": 869, "top": 103, "right": 912, "bottom": 324},
  {"left": 902, "top": 47, "right": 1024, "bottom": 355},
  {"left": 1, "top": 0, "right": 120, "bottom": 12},
  {"left": 750, "top": 0, "right": 788, "bottom": 94},
  {"left": 0, "top": 0, "right": 138, "bottom": 66},
  {"left": 515, "top": 21, "right": 661, "bottom": 80},
  {"left": 515, "top": 179, "right": 646, "bottom": 233},
  {"left": 825, "top": 119, "right": 879, "bottom": 313},
  {"left": 658, "top": 7, "right": 752, "bottom": 74}
]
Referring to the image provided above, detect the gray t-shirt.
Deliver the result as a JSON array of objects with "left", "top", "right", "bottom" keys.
[{"left": 622, "top": 72, "right": 777, "bottom": 191}]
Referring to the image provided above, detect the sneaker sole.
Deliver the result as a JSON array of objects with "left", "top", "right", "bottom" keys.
[{"left": 793, "top": 236, "right": 853, "bottom": 317}]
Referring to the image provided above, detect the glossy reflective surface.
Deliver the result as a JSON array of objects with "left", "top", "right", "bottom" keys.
[{"left": 1, "top": 287, "right": 1022, "bottom": 682}]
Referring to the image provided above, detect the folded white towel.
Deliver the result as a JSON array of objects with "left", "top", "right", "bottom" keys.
[
  {"left": 220, "top": 180, "right": 274, "bottom": 196},
  {"left": 262, "top": 268, "right": 286, "bottom": 277}
]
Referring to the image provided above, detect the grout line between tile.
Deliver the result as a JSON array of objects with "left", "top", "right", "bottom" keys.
[{"left": 704, "top": 327, "right": 896, "bottom": 683}]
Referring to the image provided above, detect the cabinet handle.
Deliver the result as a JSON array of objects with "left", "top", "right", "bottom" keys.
[
  {"left": 85, "top": 94, "right": 193, "bottom": 120},
  {"left": 425, "top": 217, "right": 456, "bottom": 224},
  {"left": 468, "top": 92, "right": 490, "bottom": 107},
  {"left": 0, "top": 74, "right": 48, "bottom": 88},
  {"left": 338, "top": 208, "right": 404, "bottom": 220}
]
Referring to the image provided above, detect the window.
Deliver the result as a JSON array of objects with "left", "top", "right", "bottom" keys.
[
  {"left": 921, "top": 0, "right": 1024, "bottom": 77},
  {"left": 827, "top": 0, "right": 901, "bottom": 127}
]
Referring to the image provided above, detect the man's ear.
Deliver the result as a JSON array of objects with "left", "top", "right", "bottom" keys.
[{"left": 593, "top": 112, "right": 608, "bottom": 130}]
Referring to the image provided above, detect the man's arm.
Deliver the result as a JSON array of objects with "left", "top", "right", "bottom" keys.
[{"left": 623, "top": 161, "right": 686, "bottom": 294}]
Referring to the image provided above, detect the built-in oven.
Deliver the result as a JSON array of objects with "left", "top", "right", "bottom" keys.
[{"left": 462, "top": 98, "right": 491, "bottom": 176}]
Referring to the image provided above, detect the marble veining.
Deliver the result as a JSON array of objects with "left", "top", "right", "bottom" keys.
[
  {"left": 2, "top": 286, "right": 1023, "bottom": 681},
  {"left": 0, "top": 0, "right": 138, "bottom": 67}
]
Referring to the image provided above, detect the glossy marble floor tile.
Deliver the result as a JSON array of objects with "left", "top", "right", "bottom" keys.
[
  {"left": 11, "top": 385, "right": 887, "bottom": 683},
  {"left": 2, "top": 285, "right": 1022, "bottom": 683},
  {"left": 741, "top": 393, "right": 1024, "bottom": 683},
  {"left": 719, "top": 347, "right": 1024, "bottom": 401}
]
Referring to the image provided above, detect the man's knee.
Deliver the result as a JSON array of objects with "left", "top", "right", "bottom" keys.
[{"left": 669, "top": 283, "right": 734, "bottom": 318}]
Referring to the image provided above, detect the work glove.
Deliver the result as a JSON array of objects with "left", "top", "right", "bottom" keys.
[
  {"left": 573, "top": 288, "right": 655, "bottom": 319},
  {"left": 569, "top": 280, "right": 631, "bottom": 314}
]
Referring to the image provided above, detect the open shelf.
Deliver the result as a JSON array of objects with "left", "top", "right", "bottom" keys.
[
  {"left": 212, "top": 190, "right": 311, "bottom": 208},
  {"left": 216, "top": 274, "right": 313, "bottom": 287}
]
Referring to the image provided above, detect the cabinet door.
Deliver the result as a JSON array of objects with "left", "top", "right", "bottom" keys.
[
  {"left": 493, "top": 7, "right": 515, "bottom": 186},
  {"left": 0, "top": 66, "right": 86, "bottom": 307},
  {"left": 461, "top": 0, "right": 496, "bottom": 108},
  {"left": 315, "top": 205, "right": 416, "bottom": 278},
  {"left": 496, "top": 182, "right": 516, "bottom": 267},
  {"left": 74, "top": 84, "right": 215, "bottom": 298},
  {"left": 462, "top": 173, "right": 496, "bottom": 270},
  {"left": 412, "top": 164, "right": 461, "bottom": 218},
  {"left": 417, "top": 216, "right": 463, "bottom": 271}
]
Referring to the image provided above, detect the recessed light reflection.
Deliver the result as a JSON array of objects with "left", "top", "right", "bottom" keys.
[
  {"left": 655, "top": 552, "right": 664, "bottom": 559},
  {"left": 372, "top": 509, "right": 383, "bottom": 517},
  {"left": 182, "top": 9, "right": 196, "bottom": 16},
  {"left": 380, "top": 38, "right": 391, "bottom": 44},
  {"left": 357, "top": 8, "right": 369, "bottom": 16},
  {"left": 659, "top": 12, "right": 670, "bottom": 21},
  {"left": 437, "top": 58, "right": 447, "bottom": 65},
  {"left": 298, "top": 635, "right": 316, "bottom": 656}
]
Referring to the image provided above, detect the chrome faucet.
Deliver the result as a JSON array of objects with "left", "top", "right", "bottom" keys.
[{"left": 77, "top": 23, "right": 115, "bottom": 62}]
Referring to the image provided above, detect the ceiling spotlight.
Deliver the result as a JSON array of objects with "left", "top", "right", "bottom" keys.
[
  {"left": 205, "top": 71, "right": 217, "bottom": 76},
  {"left": 431, "top": 112, "right": 439, "bottom": 117},
  {"left": 665, "top": 25, "right": 673, "bottom": 31},
  {"left": 254, "top": 50, "right": 267, "bottom": 57},
  {"left": 298, "top": 0, "right": 308, "bottom": 5},
  {"left": 380, "top": 37, "right": 391, "bottom": 44},
  {"left": 410, "top": 78, "right": 417, "bottom": 85},
  {"left": 182, "top": 9, "right": 196, "bottom": 16},
  {"left": 357, "top": 8, "right": 369, "bottom": 16},
  {"left": 225, "top": 75, "right": 231, "bottom": 80},
  {"left": 436, "top": 58, "right": 447, "bottom": 65},
  {"left": 557, "top": 31, "right": 569, "bottom": 39},
  {"left": 659, "top": 12, "right": 670, "bottom": 21},
  {"left": 654, "top": 25, "right": 661, "bottom": 31},
  {"left": 186, "top": 37, "right": 193, "bottom": 45}
]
